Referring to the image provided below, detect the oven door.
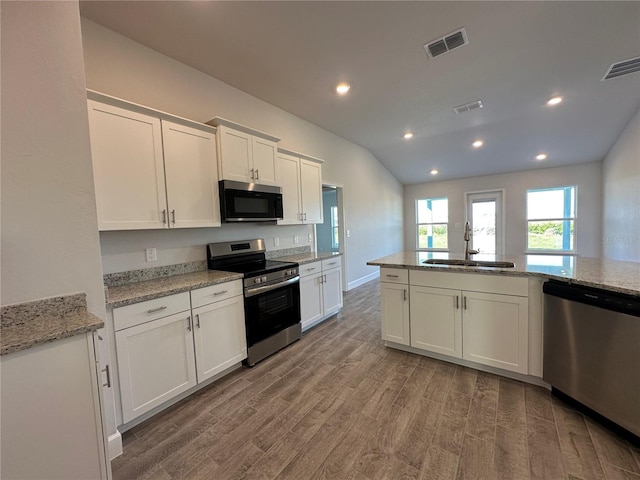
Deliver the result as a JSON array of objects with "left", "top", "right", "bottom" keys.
[{"left": 244, "top": 278, "right": 300, "bottom": 347}]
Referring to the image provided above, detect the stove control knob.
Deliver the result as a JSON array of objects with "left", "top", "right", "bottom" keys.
[
  {"left": 254, "top": 277, "right": 262, "bottom": 284},
  {"left": 262, "top": 276, "right": 267, "bottom": 283}
]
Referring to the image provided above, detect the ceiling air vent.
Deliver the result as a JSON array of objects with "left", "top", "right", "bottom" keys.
[
  {"left": 454, "top": 100, "right": 483, "bottom": 114},
  {"left": 602, "top": 55, "right": 640, "bottom": 80},
  {"left": 424, "top": 28, "right": 468, "bottom": 59}
]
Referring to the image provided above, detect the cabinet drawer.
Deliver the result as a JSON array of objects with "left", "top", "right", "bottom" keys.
[
  {"left": 113, "top": 292, "right": 191, "bottom": 331},
  {"left": 299, "top": 261, "right": 322, "bottom": 278},
  {"left": 410, "top": 270, "right": 528, "bottom": 297},
  {"left": 190, "top": 280, "right": 243, "bottom": 309},
  {"left": 381, "top": 268, "right": 408, "bottom": 284},
  {"left": 321, "top": 257, "right": 341, "bottom": 271}
]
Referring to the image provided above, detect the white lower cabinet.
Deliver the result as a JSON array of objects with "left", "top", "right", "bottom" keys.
[
  {"left": 113, "top": 281, "right": 246, "bottom": 425},
  {"left": 191, "top": 288, "right": 246, "bottom": 383},
  {"left": 299, "top": 258, "right": 343, "bottom": 331},
  {"left": 381, "top": 269, "right": 531, "bottom": 376}
]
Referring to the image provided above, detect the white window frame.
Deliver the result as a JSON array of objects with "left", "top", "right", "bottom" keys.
[
  {"left": 416, "top": 197, "right": 449, "bottom": 251},
  {"left": 525, "top": 185, "right": 577, "bottom": 254}
]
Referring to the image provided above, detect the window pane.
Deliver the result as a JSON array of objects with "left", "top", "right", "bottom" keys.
[
  {"left": 418, "top": 224, "right": 448, "bottom": 249},
  {"left": 417, "top": 198, "right": 448, "bottom": 223},
  {"left": 527, "top": 220, "right": 574, "bottom": 250},
  {"left": 471, "top": 200, "right": 496, "bottom": 254},
  {"left": 527, "top": 187, "right": 575, "bottom": 219}
]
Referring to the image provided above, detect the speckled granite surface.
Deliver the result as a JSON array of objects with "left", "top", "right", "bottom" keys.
[
  {"left": 275, "top": 251, "right": 342, "bottom": 265},
  {"left": 367, "top": 252, "right": 640, "bottom": 296},
  {"left": 105, "top": 270, "right": 243, "bottom": 309},
  {"left": 104, "top": 260, "right": 207, "bottom": 287},
  {"left": 266, "top": 246, "right": 311, "bottom": 260},
  {"left": 1, "top": 293, "right": 104, "bottom": 355}
]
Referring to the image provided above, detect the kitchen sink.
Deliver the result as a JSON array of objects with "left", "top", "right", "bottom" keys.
[{"left": 423, "top": 259, "right": 515, "bottom": 268}]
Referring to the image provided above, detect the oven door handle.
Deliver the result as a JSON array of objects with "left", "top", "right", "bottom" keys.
[{"left": 245, "top": 276, "right": 300, "bottom": 298}]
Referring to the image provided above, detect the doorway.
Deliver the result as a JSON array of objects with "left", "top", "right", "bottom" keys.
[
  {"left": 465, "top": 190, "right": 504, "bottom": 255},
  {"left": 316, "top": 184, "right": 347, "bottom": 290}
]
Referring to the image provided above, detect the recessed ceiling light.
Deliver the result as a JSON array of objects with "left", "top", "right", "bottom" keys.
[
  {"left": 430, "top": 169, "right": 439, "bottom": 175},
  {"left": 547, "top": 96, "right": 563, "bottom": 106},
  {"left": 472, "top": 140, "right": 484, "bottom": 148},
  {"left": 336, "top": 83, "right": 350, "bottom": 95},
  {"left": 404, "top": 132, "right": 413, "bottom": 139},
  {"left": 536, "top": 153, "right": 547, "bottom": 161}
]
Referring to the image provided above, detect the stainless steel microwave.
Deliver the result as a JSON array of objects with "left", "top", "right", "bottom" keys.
[{"left": 219, "top": 180, "right": 284, "bottom": 222}]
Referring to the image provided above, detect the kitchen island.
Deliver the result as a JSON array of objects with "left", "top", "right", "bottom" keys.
[{"left": 367, "top": 251, "right": 639, "bottom": 385}]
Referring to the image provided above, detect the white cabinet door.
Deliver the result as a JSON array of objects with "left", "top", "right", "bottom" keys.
[
  {"left": 322, "top": 266, "right": 343, "bottom": 316},
  {"left": 217, "top": 125, "right": 253, "bottom": 183},
  {"left": 410, "top": 285, "right": 462, "bottom": 358},
  {"left": 300, "top": 271, "right": 324, "bottom": 329},
  {"left": 381, "top": 282, "right": 410, "bottom": 346},
  {"left": 462, "top": 291, "right": 528, "bottom": 374},
  {"left": 251, "top": 136, "right": 277, "bottom": 186},
  {"left": 162, "top": 121, "right": 220, "bottom": 228},
  {"left": 88, "top": 100, "right": 167, "bottom": 230},
  {"left": 115, "top": 312, "right": 197, "bottom": 424},
  {"left": 277, "top": 152, "right": 302, "bottom": 224},
  {"left": 300, "top": 159, "right": 323, "bottom": 224},
  {"left": 192, "top": 295, "right": 247, "bottom": 383}
]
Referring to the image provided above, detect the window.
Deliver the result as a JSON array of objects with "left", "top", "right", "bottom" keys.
[
  {"left": 330, "top": 205, "right": 339, "bottom": 249},
  {"left": 417, "top": 197, "right": 448, "bottom": 249},
  {"left": 526, "top": 186, "right": 576, "bottom": 252}
]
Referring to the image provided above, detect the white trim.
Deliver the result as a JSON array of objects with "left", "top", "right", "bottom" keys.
[
  {"left": 465, "top": 189, "right": 506, "bottom": 255},
  {"left": 108, "top": 431, "right": 123, "bottom": 460},
  {"left": 348, "top": 270, "right": 379, "bottom": 290}
]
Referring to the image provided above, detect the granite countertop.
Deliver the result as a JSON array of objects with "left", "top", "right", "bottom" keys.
[
  {"left": 276, "top": 251, "right": 342, "bottom": 265},
  {"left": 106, "top": 270, "right": 244, "bottom": 309},
  {"left": 1, "top": 293, "right": 104, "bottom": 355},
  {"left": 367, "top": 251, "right": 640, "bottom": 296}
]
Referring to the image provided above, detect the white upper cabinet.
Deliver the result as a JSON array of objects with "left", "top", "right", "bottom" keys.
[
  {"left": 209, "top": 118, "right": 279, "bottom": 186},
  {"left": 88, "top": 100, "right": 167, "bottom": 230},
  {"left": 162, "top": 121, "right": 220, "bottom": 228},
  {"left": 87, "top": 92, "right": 220, "bottom": 231},
  {"left": 276, "top": 149, "right": 324, "bottom": 225}
]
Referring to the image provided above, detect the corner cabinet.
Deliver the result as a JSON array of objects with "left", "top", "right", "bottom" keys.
[
  {"left": 299, "top": 257, "right": 343, "bottom": 331},
  {"left": 208, "top": 118, "right": 279, "bottom": 186},
  {"left": 87, "top": 91, "right": 220, "bottom": 231},
  {"left": 380, "top": 268, "right": 410, "bottom": 346},
  {"left": 276, "top": 149, "right": 324, "bottom": 224}
]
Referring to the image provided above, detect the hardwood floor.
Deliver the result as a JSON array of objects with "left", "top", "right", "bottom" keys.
[{"left": 112, "top": 279, "right": 640, "bottom": 480}]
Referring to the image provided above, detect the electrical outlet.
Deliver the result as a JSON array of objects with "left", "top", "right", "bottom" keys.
[
  {"left": 145, "top": 248, "right": 157, "bottom": 262},
  {"left": 274, "top": 237, "right": 280, "bottom": 247},
  {"left": 346, "top": 230, "right": 351, "bottom": 238},
  {"left": 294, "top": 235, "right": 299, "bottom": 244},
  {"left": 308, "top": 233, "right": 313, "bottom": 242}
]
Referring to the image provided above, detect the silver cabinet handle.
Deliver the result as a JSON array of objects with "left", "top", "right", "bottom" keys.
[
  {"left": 323, "top": 274, "right": 327, "bottom": 283},
  {"left": 102, "top": 365, "right": 111, "bottom": 388},
  {"left": 195, "top": 314, "right": 201, "bottom": 329},
  {"left": 299, "top": 213, "right": 303, "bottom": 221},
  {"left": 171, "top": 209, "right": 176, "bottom": 224},
  {"left": 303, "top": 212, "right": 307, "bottom": 221},
  {"left": 306, "top": 267, "right": 316, "bottom": 272},
  {"left": 327, "top": 262, "right": 337, "bottom": 266},
  {"left": 162, "top": 209, "right": 167, "bottom": 224},
  {"left": 386, "top": 274, "right": 399, "bottom": 278},
  {"left": 213, "top": 290, "right": 228, "bottom": 296},
  {"left": 255, "top": 169, "right": 259, "bottom": 180},
  {"left": 250, "top": 168, "right": 255, "bottom": 180},
  {"left": 463, "top": 296, "right": 467, "bottom": 310},
  {"left": 147, "top": 306, "right": 167, "bottom": 314},
  {"left": 455, "top": 296, "right": 459, "bottom": 309},
  {"left": 186, "top": 316, "right": 192, "bottom": 331},
  {"left": 404, "top": 289, "right": 407, "bottom": 301}
]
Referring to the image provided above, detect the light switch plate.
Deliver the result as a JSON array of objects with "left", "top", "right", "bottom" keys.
[
  {"left": 274, "top": 237, "right": 280, "bottom": 247},
  {"left": 294, "top": 235, "right": 299, "bottom": 244}
]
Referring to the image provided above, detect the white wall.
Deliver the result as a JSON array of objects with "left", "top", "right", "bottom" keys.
[
  {"left": 404, "top": 163, "right": 603, "bottom": 257},
  {"left": 602, "top": 107, "right": 640, "bottom": 262},
  {"left": 1, "top": 2, "right": 105, "bottom": 318},
  {"left": 80, "top": 19, "right": 403, "bottom": 283}
]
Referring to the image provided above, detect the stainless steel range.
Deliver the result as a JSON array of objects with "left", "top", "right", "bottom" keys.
[{"left": 207, "top": 239, "right": 300, "bottom": 366}]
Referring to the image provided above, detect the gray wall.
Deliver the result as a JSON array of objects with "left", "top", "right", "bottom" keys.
[
  {"left": 1, "top": 2, "right": 105, "bottom": 319},
  {"left": 602, "top": 107, "right": 640, "bottom": 262},
  {"left": 404, "top": 163, "right": 603, "bottom": 258},
  {"left": 80, "top": 19, "right": 403, "bottom": 285}
]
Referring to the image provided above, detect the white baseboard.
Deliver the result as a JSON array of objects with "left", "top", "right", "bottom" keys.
[
  {"left": 347, "top": 271, "right": 379, "bottom": 290},
  {"left": 108, "top": 431, "right": 123, "bottom": 460}
]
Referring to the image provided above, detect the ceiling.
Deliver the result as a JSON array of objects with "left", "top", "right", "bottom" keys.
[{"left": 80, "top": 1, "right": 640, "bottom": 185}]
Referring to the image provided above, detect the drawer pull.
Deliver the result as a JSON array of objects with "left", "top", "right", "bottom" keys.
[
  {"left": 306, "top": 267, "right": 316, "bottom": 272},
  {"left": 101, "top": 365, "right": 111, "bottom": 388},
  {"left": 195, "top": 314, "right": 201, "bottom": 329},
  {"left": 212, "top": 290, "right": 228, "bottom": 296},
  {"left": 186, "top": 316, "right": 192, "bottom": 332},
  {"left": 327, "top": 262, "right": 337, "bottom": 266},
  {"left": 404, "top": 289, "right": 407, "bottom": 301},
  {"left": 147, "top": 306, "right": 167, "bottom": 314},
  {"left": 386, "top": 274, "right": 399, "bottom": 278},
  {"left": 463, "top": 296, "right": 467, "bottom": 310}
]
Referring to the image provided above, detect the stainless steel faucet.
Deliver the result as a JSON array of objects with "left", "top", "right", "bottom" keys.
[{"left": 464, "top": 221, "right": 480, "bottom": 260}]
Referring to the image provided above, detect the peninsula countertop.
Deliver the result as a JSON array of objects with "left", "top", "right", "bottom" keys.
[{"left": 367, "top": 252, "right": 640, "bottom": 296}]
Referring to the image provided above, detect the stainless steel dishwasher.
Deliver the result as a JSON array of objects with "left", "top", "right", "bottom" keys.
[{"left": 543, "top": 280, "right": 640, "bottom": 438}]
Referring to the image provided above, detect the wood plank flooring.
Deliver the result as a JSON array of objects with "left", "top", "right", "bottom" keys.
[{"left": 112, "top": 279, "right": 640, "bottom": 480}]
